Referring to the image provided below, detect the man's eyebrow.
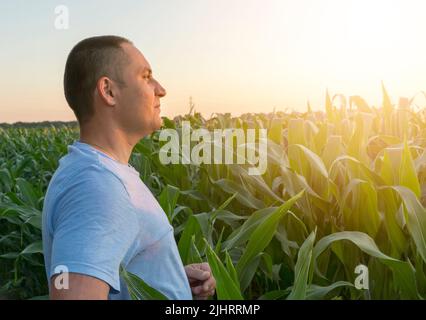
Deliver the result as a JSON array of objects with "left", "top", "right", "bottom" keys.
[{"left": 140, "top": 67, "right": 152, "bottom": 75}]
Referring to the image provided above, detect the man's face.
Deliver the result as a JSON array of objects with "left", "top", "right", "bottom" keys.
[{"left": 114, "top": 43, "right": 166, "bottom": 137}]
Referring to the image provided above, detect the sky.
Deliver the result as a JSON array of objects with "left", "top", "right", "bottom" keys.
[{"left": 1, "top": 0, "right": 426, "bottom": 123}]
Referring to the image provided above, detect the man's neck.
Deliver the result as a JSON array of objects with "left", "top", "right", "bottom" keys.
[{"left": 79, "top": 121, "right": 139, "bottom": 165}]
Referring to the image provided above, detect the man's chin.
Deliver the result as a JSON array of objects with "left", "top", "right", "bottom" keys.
[{"left": 154, "top": 117, "right": 163, "bottom": 131}]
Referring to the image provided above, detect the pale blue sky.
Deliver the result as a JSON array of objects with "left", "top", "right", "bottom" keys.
[{"left": 1, "top": 0, "right": 426, "bottom": 122}]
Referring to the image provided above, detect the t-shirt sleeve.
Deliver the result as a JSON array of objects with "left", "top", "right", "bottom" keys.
[{"left": 49, "top": 165, "right": 138, "bottom": 293}]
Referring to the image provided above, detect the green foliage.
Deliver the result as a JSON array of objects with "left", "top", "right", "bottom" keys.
[{"left": 2, "top": 91, "right": 426, "bottom": 300}]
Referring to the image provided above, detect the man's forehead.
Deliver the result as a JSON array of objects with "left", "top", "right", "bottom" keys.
[{"left": 121, "top": 43, "right": 151, "bottom": 71}]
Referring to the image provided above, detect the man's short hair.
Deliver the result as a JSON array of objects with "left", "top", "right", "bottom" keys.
[{"left": 63, "top": 35, "right": 132, "bottom": 125}]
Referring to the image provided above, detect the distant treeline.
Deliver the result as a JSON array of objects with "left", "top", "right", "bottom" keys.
[{"left": 0, "top": 121, "right": 78, "bottom": 129}]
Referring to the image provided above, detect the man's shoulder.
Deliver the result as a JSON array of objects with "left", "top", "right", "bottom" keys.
[
  {"left": 43, "top": 156, "right": 136, "bottom": 228},
  {"left": 46, "top": 157, "right": 130, "bottom": 206}
]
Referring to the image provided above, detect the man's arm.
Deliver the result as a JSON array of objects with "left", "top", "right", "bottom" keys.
[
  {"left": 47, "top": 169, "right": 139, "bottom": 300},
  {"left": 50, "top": 273, "right": 109, "bottom": 300}
]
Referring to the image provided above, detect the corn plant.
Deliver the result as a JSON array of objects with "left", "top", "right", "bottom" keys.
[{"left": 1, "top": 87, "right": 426, "bottom": 299}]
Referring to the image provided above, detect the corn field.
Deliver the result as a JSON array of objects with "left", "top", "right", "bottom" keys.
[{"left": 1, "top": 87, "right": 426, "bottom": 300}]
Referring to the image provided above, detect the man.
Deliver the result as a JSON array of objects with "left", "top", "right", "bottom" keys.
[{"left": 42, "top": 35, "right": 216, "bottom": 300}]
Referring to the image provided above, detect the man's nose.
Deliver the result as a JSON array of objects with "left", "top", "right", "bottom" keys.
[{"left": 155, "top": 80, "right": 166, "bottom": 97}]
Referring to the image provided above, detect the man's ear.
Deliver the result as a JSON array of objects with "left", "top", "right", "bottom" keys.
[{"left": 96, "top": 77, "right": 117, "bottom": 106}]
